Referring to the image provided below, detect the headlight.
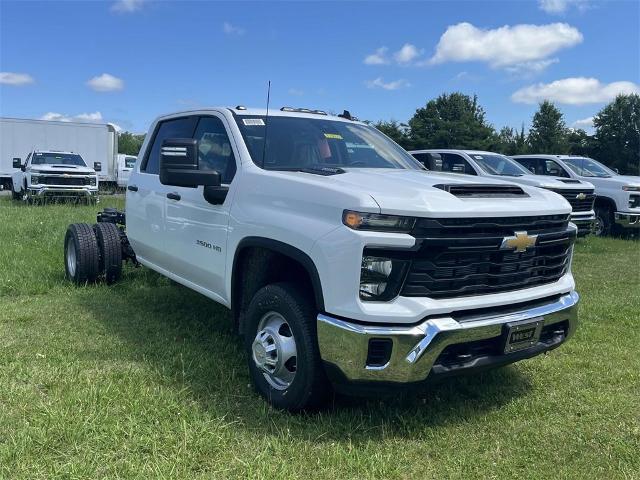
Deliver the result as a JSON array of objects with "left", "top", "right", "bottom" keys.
[
  {"left": 343, "top": 210, "right": 415, "bottom": 233},
  {"left": 622, "top": 185, "right": 640, "bottom": 191},
  {"left": 31, "top": 175, "right": 40, "bottom": 184},
  {"left": 360, "top": 255, "right": 409, "bottom": 301},
  {"left": 89, "top": 177, "right": 97, "bottom": 186}
]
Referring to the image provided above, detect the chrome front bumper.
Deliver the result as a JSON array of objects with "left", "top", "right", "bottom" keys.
[
  {"left": 615, "top": 212, "right": 640, "bottom": 228},
  {"left": 571, "top": 213, "right": 595, "bottom": 235},
  {"left": 317, "top": 292, "right": 579, "bottom": 385},
  {"left": 30, "top": 186, "right": 98, "bottom": 197}
]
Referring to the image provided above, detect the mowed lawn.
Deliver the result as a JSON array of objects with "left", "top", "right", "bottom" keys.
[{"left": 0, "top": 195, "right": 638, "bottom": 480}]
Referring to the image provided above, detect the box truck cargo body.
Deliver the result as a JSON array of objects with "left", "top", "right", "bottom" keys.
[{"left": 0, "top": 117, "right": 121, "bottom": 189}]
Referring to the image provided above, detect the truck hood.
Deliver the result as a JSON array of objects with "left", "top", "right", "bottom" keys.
[
  {"left": 323, "top": 169, "right": 571, "bottom": 217},
  {"left": 584, "top": 175, "right": 640, "bottom": 187},
  {"left": 30, "top": 164, "right": 95, "bottom": 174},
  {"left": 486, "top": 174, "right": 594, "bottom": 190}
]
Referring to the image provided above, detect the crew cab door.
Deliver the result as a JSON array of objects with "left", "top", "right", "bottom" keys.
[
  {"left": 163, "top": 113, "right": 238, "bottom": 299},
  {"left": 126, "top": 116, "right": 198, "bottom": 268}
]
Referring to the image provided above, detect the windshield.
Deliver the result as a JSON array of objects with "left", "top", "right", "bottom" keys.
[
  {"left": 125, "top": 156, "right": 136, "bottom": 169},
  {"left": 234, "top": 115, "right": 423, "bottom": 171},
  {"left": 470, "top": 153, "right": 529, "bottom": 176},
  {"left": 31, "top": 152, "right": 86, "bottom": 167},
  {"left": 564, "top": 157, "right": 616, "bottom": 177}
]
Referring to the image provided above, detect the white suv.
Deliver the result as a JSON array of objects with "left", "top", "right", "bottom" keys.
[
  {"left": 62, "top": 107, "right": 580, "bottom": 410},
  {"left": 410, "top": 149, "right": 597, "bottom": 236},
  {"left": 512, "top": 155, "right": 640, "bottom": 236}
]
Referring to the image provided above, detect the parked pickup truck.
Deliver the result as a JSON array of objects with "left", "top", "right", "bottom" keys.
[
  {"left": 410, "top": 149, "right": 596, "bottom": 236},
  {"left": 11, "top": 150, "right": 98, "bottom": 203},
  {"left": 63, "top": 107, "right": 580, "bottom": 411},
  {"left": 512, "top": 155, "right": 640, "bottom": 236}
]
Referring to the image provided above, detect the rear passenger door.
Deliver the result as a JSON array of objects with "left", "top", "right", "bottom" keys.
[
  {"left": 126, "top": 116, "right": 197, "bottom": 270},
  {"left": 163, "top": 113, "right": 239, "bottom": 299},
  {"left": 440, "top": 153, "right": 477, "bottom": 175}
]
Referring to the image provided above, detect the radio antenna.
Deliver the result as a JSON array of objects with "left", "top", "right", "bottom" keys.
[{"left": 261, "top": 80, "right": 271, "bottom": 169}]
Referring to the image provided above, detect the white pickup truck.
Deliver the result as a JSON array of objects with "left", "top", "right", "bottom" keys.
[
  {"left": 63, "top": 107, "right": 580, "bottom": 411},
  {"left": 409, "top": 150, "right": 597, "bottom": 236},
  {"left": 11, "top": 150, "right": 99, "bottom": 203},
  {"left": 512, "top": 155, "right": 640, "bottom": 236}
]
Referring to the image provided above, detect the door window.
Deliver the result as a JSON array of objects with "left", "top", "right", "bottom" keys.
[
  {"left": 141, "top": 116, "right": 198, "bottom": 174},
  {"left": 440, "top": 153, "right": 476, "bottom": 175},
  {"left": 193, "top": 116, "right": 237, "bottom": 184}
]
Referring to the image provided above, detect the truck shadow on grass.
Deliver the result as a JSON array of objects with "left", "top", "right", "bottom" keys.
[{"left": 74, "top": 267, "right": 533, "bottom": 439}]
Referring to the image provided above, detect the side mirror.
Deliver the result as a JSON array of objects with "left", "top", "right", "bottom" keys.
[
  {"left": 159, "top": 138, "right": 221, "bottom": 188},
  {"left": 12, "top": 158, "right": 22, "bottom": 169},
  {"left": 94, "top": 162, "right": 102, "bottom": 172}
]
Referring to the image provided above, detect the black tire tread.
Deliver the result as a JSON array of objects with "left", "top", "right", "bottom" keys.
[
  {"left": 64, "top": 223, "right": 100, "bottom": 284},
  {"left": 94, "top": 222, "right": 123, "bottom": 284}
]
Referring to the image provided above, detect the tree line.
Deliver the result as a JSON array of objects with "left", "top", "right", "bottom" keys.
[{"left": 375, "top": 93, "right": 639, "bottom": 175}]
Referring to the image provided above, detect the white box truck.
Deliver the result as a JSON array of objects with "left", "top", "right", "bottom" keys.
[{"left": 0, "top": 117, "right": 129, "bottom": 190}]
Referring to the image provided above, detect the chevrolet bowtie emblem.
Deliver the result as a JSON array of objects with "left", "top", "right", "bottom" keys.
[
  {"left": 501, "top": 231, "right": 538, "bottom": 253},
  {"left": 576, "top": 192, "right": 587, "bottom": 200}
]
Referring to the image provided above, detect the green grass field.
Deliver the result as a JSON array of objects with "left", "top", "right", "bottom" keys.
[{"left": 0, "top": 195, "right": 638, "bottom": 479}]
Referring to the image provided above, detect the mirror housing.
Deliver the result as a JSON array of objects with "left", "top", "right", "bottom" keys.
[
  {"left": 94, "top": 161, "right": 102, "bottom": 172},
  {"left": 159, "top": 138, "right": 221, "bottom": 188},
  {"left": 12, "top": 158, "right": 22, "bottom": 169}
]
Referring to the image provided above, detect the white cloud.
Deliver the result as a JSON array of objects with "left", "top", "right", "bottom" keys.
[
  {"left": 40, "top": 111, "right": 104, "bottom": 123},
  {"left": 573, "top": 116, "right": 594, "bottom": 129},
  {"left": 365, "top": 77, "right": 410, "bottom": 91},
  {"left": 364, "top": 47, "right": 389, "bottom": 65},
  {"left": 223, "top": 22, "right": 245, "bottom": 35},
  {"left": 539, "top": 0, "right": 590, "bottom": 14},
  {"left": 0, "top": 72, "right": 35, "bottom": 86},
  {"left": 111, "top": 0, "right": 145, "bottom": 13},
  {"left": 87, "top": 73, "right": 124, "bottom": 92},
  {"left": 288, "top": 88, "right": 304, "bottom": 96},
  {"left": 512, "top": 77, "right": 640, "bottom": 105},
  {"left": 429, "top": 22, "right": 582, "bottom": 71},
  {"left": 394, "top": 44, "right": 422, "bottom": 64}
]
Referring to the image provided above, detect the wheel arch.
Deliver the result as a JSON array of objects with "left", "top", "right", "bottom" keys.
[
  {"left": 594, "top": 195, "right": 617, "bottom": 211},
  {"left": 231, "top": 237, "right": 325, "bottom": 334}
]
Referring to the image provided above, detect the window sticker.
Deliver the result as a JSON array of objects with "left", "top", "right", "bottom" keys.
[
  {"left": 243, "top": 118, "right": 265, "bottom": 126},
  {"left": 324, "top": 133, "right": 343, "bottom": 140},
  {"left": 474, "top": 155, "right": 484, "bottom": 159}
]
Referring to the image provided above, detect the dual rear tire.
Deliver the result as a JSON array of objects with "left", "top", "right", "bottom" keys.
[{"left": 64, "top": 222, "right": 122, "bottom": 284}]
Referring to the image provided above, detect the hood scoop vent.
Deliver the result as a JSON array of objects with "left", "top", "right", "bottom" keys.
[
  {"left": 557, "top": 179, "right": 581, "bottom": 183},
  {"left": 434, "top": 184, "right": 528, "bottom": 198}
]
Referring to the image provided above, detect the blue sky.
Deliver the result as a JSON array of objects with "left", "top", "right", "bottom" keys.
[{"left": 1, "top": 0, "right": 638, "bottom": 134}]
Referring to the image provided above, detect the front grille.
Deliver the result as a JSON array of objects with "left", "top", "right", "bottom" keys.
[
  {"left": 547, "top": 188, "right": 595, "bottom": 212},
  {"left": 40, "top": 176, "right": 88, "bottom": 186},
  {"left": 399, "top": 215, "right": 575, "bottom": 299},
  {"left": 434, "top": 184, "right": 527, "bottom": 198}
]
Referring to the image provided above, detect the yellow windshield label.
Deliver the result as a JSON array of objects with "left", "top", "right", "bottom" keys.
[{"left": 324, "top": 133, "right": 343, "bottom": 140}]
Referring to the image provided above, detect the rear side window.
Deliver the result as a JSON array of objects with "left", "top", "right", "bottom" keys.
[{"left": 142, "top": 116, "right": 197, "bottom": 174}]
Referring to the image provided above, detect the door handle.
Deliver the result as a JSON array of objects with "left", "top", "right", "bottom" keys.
[
  {"left": 127, "top": 185, "right": 138, "bottom": 192},
  {"left": 166, "top": 192, "right": 181, "bottom": 201}
]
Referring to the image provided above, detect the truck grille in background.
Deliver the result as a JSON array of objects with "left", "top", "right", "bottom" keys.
[
  {"left": 546, "top": 189, "right": 595, "bottom": 212},
  {"left": 434, "top": 184, "right": 527, "bottom": 198},
  {"left": 40, "top": 176, "right": 89, "bottom": 186},
  {"left": 400, "top": 215, "right": 574, "bottom": 299}
]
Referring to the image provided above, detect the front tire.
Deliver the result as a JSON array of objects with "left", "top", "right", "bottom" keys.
[
  {"left": 594, "top": 205, "right": 613, "bottom": 236},
  {"left": 245, "top": 282, "right": 330, "bottom": 411},
  {"left": 64, "top": 223, "right": 100, "bottom": 284}
]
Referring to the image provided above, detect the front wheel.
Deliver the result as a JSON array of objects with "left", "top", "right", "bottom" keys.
[
  {"left": 245, "top": 282, "right": 330, "bottom": 411},
  {"left": 594, "top": 206, "right": 613, "bottom": 236}
]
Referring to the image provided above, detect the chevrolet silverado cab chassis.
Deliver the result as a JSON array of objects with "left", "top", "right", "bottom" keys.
[{"left": 63, "top": 107, "right": 579, "bottom": 410}]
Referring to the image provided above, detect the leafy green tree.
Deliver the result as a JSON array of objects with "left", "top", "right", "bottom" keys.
[
  {"left": 527, "top": 101, "right": 569, "bottom": 153},
  {"left": 592, "top": 94, "right": 640, "bottom": 175},
  {"left": 374, "top": 120, "right": 410, "bottom": 149},
  {"left": 494, "top": 124, "right": 528, "bottom": 155},
  {"left": 408, "top": 93, "right": 495, "bottom": 150},
  {"left": 118, "top": 132, "right": 146, "bottom": 156},
  {"left": 566, "top": 128, "right": 594, "bottom": 156}
]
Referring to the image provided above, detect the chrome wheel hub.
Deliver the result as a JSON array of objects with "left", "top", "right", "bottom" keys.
[
  {"left": 252, "top": 312, "right": 297, "bottom": 390},
  {"left": 594, "top": 216, "right": 604, "bottom": 236},
  {"left": 67, "top": 240, "right": 77, "bottom": 277}
]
